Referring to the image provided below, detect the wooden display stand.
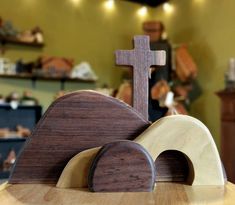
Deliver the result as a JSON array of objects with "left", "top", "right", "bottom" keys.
[
  {"left": 217, "top": 89, "right": 235, "bottom": 183},
  {"left": 0, "top": 36, "right": 234, "bottom": 204}
]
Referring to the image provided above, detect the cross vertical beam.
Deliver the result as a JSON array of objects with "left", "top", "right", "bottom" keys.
[{"left": 115, "top": 35, "right": 166, "bottom": 121}]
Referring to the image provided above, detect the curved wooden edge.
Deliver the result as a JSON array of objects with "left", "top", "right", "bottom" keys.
[
  {"left": 10, "top": 90, "right": 150, "bottom": 184},
  {"left": 88, "top": 141, "right": 156, "bottom": 192},
  {"left": 0, "top": 182, "right": 9, "bottom": 191},
  {"left": 135, "top": 115, "right": 225, "bottom": 185},
  {"left": 56, "top": 147, "right": 100, "bottom": 188}
]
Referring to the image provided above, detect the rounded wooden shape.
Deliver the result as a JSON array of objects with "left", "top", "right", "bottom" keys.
[
  {"left": 10, "top": 91, "right": 150, "bottom": 184},
  {"left": 88, "top": 141, "right": 156, "bottom": 192}
]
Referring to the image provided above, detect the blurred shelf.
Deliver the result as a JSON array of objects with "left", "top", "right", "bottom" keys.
[
  {"left": 0, "top": 73, "right": 97, "bottom": 89},
  {"left": 0, "top": 73, "right": 96, "bottom": 83},
  {"left": 0, "top": 36, "right": 44, "bottom": 48},
  {"left": 0, "top": 138, "right": 27, "bottom": 142}
]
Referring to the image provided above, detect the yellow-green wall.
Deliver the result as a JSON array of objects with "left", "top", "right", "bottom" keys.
[
  {"left": 1, "top": 0, "right": 234, "bottom": 147},
  {"left": 150, "top": 0, "right": 235, "bottom": 146},
  {"left": 0, "top": 0, "right": 150, "bottom": 109}
]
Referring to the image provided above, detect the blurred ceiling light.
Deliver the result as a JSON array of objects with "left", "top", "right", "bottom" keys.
[
  {"left": 104, "top": 0, "right": 115, "bottom": 10},
  {"left": 70, "top": 0, "right": 81, "bottom": 5},
  {"left": 163, "top": 3, "right": 174, "bottom": 13},
  {"left": 137, "top": 6, "right": 148, "bottom": 17}
]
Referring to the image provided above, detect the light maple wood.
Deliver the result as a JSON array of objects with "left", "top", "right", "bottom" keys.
[
  {"left": 136, "top": 115, "right": 224, "bottom": 185},
  {"left": 56, "top": 147, "right": 100, "bottom": 188},
  {"left": 0, "top": 182, "right": 234, "bottom": 205},
  {"left": 57, "top": 115, "right": 224, "bottom": 188}
]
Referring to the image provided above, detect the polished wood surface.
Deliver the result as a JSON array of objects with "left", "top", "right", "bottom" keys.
[
  {"left": 10, "top": 91, "right": 150, "bottom": 184},
  {"left": 0, "top": 182, "right": 235, "bottom": 205},
  {"left": 217, "top": 89, "right": 235, "bottom": 183},
  {"left": 63, "top": 115, "right": 224, "bottom": 187},
  {"left": 88, "top": 141, "right": 156, "bottom": 192},
  {"left": 115, "top": 35, "right": 166, "bottom": 120}
]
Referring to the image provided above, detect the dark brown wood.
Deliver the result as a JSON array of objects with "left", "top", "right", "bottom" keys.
[
  {"left": 155, "top": 150, "right": 193, "bottom": 184},
  {"left": 217, "top": 89, "right": 235, "bottom": 183},
  {"left": 88, "top": 141, "right": 156, "bottom": 192},
  {"left": 9, "top": 91, "right": 150, "bottom": 184},
  {"left": 115, "top": 35, "right": 166, "bottom": 121}
]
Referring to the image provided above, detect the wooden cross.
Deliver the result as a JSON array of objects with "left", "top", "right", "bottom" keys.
[{"left": 115, "top": 35, "right": 166, "bottom": 121}]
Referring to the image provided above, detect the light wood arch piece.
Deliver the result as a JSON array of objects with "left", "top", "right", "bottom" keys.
[{"left": 135, "top": 115, "right": 224, "bottom": 185}]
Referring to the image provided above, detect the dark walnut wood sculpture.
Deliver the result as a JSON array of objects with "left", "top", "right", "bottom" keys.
[
  {"left": 9, "top": 91, "right": 150, "bottom": 184},
  {"left": 88, "top": 141, "right": 156, "bottom": 192}
]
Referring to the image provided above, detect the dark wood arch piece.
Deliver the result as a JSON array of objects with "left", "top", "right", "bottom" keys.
[
  {"left": 10, "top": 91, "right": 150, "bottom": 184},
  {"left": 88, "top": 141, "right": 156, "bottom": 192}
]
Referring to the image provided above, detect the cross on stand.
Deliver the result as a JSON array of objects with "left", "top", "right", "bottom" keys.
[{"left": 115, "top": 35, "right": 166, "bottom": 121}]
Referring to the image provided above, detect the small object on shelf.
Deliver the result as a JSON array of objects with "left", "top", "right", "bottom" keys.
[
  {"left": 175, "top": 45, "right": 198, "bottom": 82},
  {"left": 5, "top": 92, "right": 20, "bottom": 110},
  {"left": 32, "top": 27, "right": 44, "bottom": 44},
  {"left": 115, "top": 81, "right": 132, "bottom": 105},
  {"left": 143, "top": 20, "right": 167, "bottom": 42},
  {"left": 71, "top": 62, "right": 98, "bottom": 80},
  {"left": 0, "top": 95, "right": 5, "bottom": 105},
  {"left": 95, "top": 84, "right": 113, "bottom": 96},
  {"left": 17, "top": 30, "right": 35, "bottom": 43},
  {"left": 0, "top": 58, "right": 15, "bottom": 75},
  {"left": 17, "top": 26, "right": 44, "bottom": 44},
  {"left": 39, "top": 56, "right": 74, "bottom": 77},
  {"left": 0, "top": 17, "right": 44, "bottom": 54},
  {"left": 16, "top": 125, "right": 31, "bottom": 138},
  {"left": 0, "top": 20, "right": 18, "bottom": 37},
  {"left": 15, "top": 59, "right": 35, "bottom": 74},
  {"left": 0, "top": 128, "right": 9, "bottom": 138},
  {"left": 151, "top": 79, "right": 170, "bottom": 101},
  {"left": 225, "top": 58, "right": 235, "bottom": 89},
  {"left": 3, "top": 149, "right": 16, "bottom": 171},
  {"left": 20, "top": 90, "right": 39, "bottom": 106},
  {"left": 0, "top": 125, "right": 31, "bottom": 139}
]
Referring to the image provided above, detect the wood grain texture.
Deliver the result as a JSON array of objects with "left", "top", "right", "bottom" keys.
[
  {"left": 9, "top": 91, "right": 150, "bottom": 184},
  {"left": 217, "top": 90, "right": 235, "bottom": 184},
  {"left": 57, "top": 148, "right": 191, "bottom": 188},
  {"left": 155, "top": 150, "right": 192, "bottom": 183},
  {"left": 0, "top": 183, "right": 234, "bottom": 205},
  {"left": 88, "top": 141, "right": 156, "bottom": 192},
  {"left": 115, "top": 35, "right": 166, "bottom": 120},
  {"left": 136, "top": 115, "right": 225, "bottom": 185},
  {"left": 63, "top": 115, "right": 224, "bottom": 187}
]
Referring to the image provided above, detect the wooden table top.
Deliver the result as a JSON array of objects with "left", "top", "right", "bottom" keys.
[{"left": 0, "top": 182, "right": 235, "bottom": 205}]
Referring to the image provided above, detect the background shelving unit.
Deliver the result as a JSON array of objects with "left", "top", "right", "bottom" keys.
[{"left": 0, "top": 105, "right": 42, "bottom": 179}]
